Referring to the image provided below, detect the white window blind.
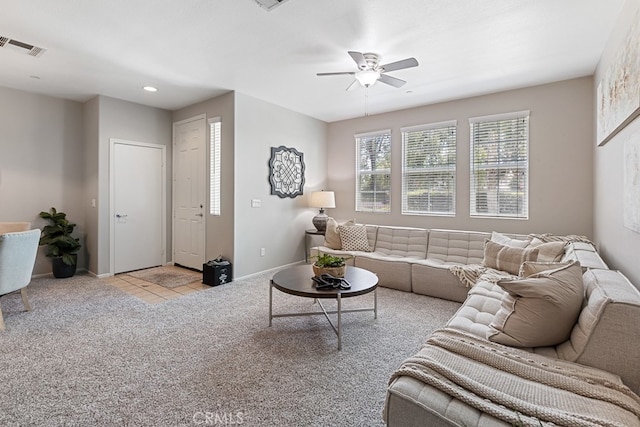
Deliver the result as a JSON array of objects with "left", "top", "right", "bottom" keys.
[
  {"left": 355, "top": 130, "right": 391, "bottom": 213},
  {"left": 469, "top": 111, "right": 529, "bottom": 219},
  {"left": 209, "top": 117, "right": 221, "bottom": 216},
  {"left": 401, "top": 121, "right": 456, "bottom": 216}
]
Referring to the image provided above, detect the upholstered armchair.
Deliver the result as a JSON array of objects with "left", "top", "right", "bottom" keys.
[{"left": 0, "top": 228, "right": 41, "bottom": 330}]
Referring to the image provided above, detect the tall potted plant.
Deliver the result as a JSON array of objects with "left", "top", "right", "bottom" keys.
[{"left": 39, "top": 207, "right": 81, "bottom": 278}]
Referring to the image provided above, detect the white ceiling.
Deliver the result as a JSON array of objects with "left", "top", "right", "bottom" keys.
[{"left": 0, "top": 0, "right": 626, "bottom": 122}]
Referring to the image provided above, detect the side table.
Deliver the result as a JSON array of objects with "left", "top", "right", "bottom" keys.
[{"left": 305, "top": 228, "right": 325, "bottom": 262}]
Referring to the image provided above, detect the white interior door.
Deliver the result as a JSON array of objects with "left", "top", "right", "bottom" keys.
[
  {"left": 173, "top": 116, "right": 206, "bottom": 270},
  {"left": 113, "top": 141, "right": 165, "bottom": 274}
]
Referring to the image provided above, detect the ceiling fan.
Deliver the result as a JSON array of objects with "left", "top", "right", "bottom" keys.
[{"left": 317, "top": 51, "right": 419, "bottom": 91}]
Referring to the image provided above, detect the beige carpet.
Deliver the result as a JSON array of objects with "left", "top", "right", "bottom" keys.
[
  {"left": 125, "top": 265, "right": 201, "bottom": 288},
  {"left": 0, "top": 270, "right": 461, "bottom": 426}
]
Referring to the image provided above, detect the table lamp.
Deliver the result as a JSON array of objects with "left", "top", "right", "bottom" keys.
[{"left": 309, "top": 191, "right": 336, "bottom": 232}]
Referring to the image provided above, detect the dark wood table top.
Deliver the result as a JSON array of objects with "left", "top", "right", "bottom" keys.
[{"left": 271, "top": 265, "right": 378, "bottom": 299}]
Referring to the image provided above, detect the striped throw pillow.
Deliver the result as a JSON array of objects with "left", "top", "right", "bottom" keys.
[{"left": 482, "top": 240, "right": 539, "bottom": 275}]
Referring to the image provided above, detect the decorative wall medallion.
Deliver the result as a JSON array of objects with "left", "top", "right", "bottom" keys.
[{"left": 268, "top": 146, "right": 305, "bottom": 198}]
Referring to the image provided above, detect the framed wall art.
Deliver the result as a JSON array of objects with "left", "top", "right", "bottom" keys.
[
  {"left": 624, "top": 126, "right": 640, "bottom": 233},
  {"left": 597, "top": 10, "right": 640, "bottom": 146},
  {"left": 268, "top": 146, "right": 305, "bottom": 198}
]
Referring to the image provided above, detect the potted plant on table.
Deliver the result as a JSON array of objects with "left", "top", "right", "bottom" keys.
[
  {"left": 39, "top": 207, "right": 81, "bottom": 278},
  {"left": 312, "top": 253, "right": 348, "bottom": 278}
]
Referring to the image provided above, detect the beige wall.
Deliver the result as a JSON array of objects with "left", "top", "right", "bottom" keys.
[
  {"left": 234, "top": 92, "right": 328, "bottom": 277},
  {"left": 83, "top": 97, "right": 99, "bottom": 275},
  {"left": 593, "top": 0, "right": 640, "bottom": 287},
  {"left": 0, "top": 86, "right": 85, "bottom": 275},
  {"left": 173, "top": 92, "right": 236, "bottom": 267},
  {"left": 327, "top": 77, "right": 594, "bottom": 238},
  {"left": 93, "top": 96, "right": 172, "bottom": 276}
]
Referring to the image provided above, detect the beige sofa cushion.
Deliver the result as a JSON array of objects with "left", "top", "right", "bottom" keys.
[
  {"left": 482, "top": 240, "right": 539, "bottom": 275},
  {"left": 427, "top": 229, "right": 489, "bottom": 264},
  {"left": 324, "top": 217, "right": 355, "bottom": 249},
  {"left": 555, "top": 268, "right": 640, "bottom": 393},
  {"left": 487, "top": 261, "right": 583, "bottom": 347},
  {"left": 561, "top": 242, "right": 609, "bottom": 270},
  {"left": 374, "top": 226, "right": 428, "bottom": 258}
]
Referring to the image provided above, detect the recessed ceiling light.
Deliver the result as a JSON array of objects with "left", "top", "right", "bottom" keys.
[{"left": 143, "top": 86, "right": 157, "bottom": 92}]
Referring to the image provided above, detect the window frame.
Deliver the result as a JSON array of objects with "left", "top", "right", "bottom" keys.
[
  {"left": 469, "top": 111, "right": 530, "bottom": 219},
  {"left": 208, "top": 117, "right": 221, "bottom": 216},
  {"left": 355, "top": 129, "right": 392, "bottom": 213},
  {"left": 401, "top": 120, "right": 457, "bottom": 216}
]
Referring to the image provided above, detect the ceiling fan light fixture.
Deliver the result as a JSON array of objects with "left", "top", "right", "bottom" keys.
[{"left": 355, "top": 69, "right": 380, "bottom": 87}]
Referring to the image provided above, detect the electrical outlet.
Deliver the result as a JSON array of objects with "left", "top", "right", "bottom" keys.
[
  {"left": 251, "top": 199, "right": 261, "bottom": 208},
  {"left": 260, "top": 248, "right": 265, "bottom": 257}
]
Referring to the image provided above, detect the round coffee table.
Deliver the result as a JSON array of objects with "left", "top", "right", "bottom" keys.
[{"left": 269, "top": 265, "right": 378, "bottom": 350}]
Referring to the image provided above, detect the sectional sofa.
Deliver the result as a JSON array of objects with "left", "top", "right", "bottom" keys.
[{"left": 311, "top": 222, "right": 640, "bottom": 426}]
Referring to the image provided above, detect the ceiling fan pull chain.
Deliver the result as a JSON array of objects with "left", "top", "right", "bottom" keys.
[{"left": 364, "top": 87, "right": 369, "bottom": 117}]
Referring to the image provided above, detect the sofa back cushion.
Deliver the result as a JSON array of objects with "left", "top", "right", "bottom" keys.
[
  {"left": 427, "top": 229, "right": 490, "bottom": 265},
  {"left": 374, "top": 226, "right": 427, "bottom": 258},
  {"left": 561, "top": 242, "right": 609, "bottom": 270},
  {"left": 555, "top": 269, "right": 640, "bottom": 394}
]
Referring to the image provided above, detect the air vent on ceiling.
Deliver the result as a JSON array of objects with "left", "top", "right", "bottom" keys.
[
  {"left": 0, "top": 36, "right": 46, "bottom": 57},
  {"left": 253, "top": 0, "right": 289, "bottom": 11}
]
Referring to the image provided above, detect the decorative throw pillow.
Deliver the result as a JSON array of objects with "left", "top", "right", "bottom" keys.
[
  {"left": 338, "top": 225, "right": 372, "bottom": 252},
  {"left": 527, "top": 238, "right": 566, "bottom": 262},
  {"left": 482, "top": 240, "right": 539, "bottom": 275},
  {"left": 519, "top": 261, "right": 571, "bottom": 278},
  {"left": 487, "top": 261, "right": 584, "bottom": 347},
  {"left": 491, "top": 231, "right": 530, "bottom": 248},
  {"left": 324, "top": 218, "right": 355, "bottom": 250}
]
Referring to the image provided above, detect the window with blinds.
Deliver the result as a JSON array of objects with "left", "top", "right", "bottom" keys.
[
  {"left": 355, "top": 130, "right": 391, "bottom": 213},
  {"left": 401, "top": 121, "right": 457, "bottom": 215},
  {"left": 209, "top": 117, "right": 221, "bottom": 216},
  {"left": 469, "top": 111, "right": 529, "bottom": 219}
]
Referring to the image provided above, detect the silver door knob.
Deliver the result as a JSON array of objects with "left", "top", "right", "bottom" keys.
[
  {"left": 195, "top": 213, "right": 203, "bottom": 217},
  {"left": 116, "top": 214, "right": 128, "bottom": 218}
]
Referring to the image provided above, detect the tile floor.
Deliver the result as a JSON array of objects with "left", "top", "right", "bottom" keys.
[{"left": 103, "top": 273, "right": 210, "bottom": 304}]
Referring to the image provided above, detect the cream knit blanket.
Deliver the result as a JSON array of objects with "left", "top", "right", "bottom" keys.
[
  {"left": 448, "top": 264, "right": 515, "bottom": 288},
  {"left": 389, "top": 328, "right": 640, "bottom": 427}
]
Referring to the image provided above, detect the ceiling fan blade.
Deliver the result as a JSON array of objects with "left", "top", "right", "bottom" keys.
[
  {"left": 380, "top": 57, "right": 419, "bottom": 73},
  {"left": 348, "top": 51, "right": 367, "bottom": 69},
  {"left": 345, "top": 80, "right": 360, "bottom": 91},
  {"left": 378, "top": 73, "right": 406, "bottom": 88},
  {"left": 317, "top": 71, "right": 356, "bottom": 76}
]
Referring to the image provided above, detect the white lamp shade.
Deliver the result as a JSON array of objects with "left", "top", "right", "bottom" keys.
[
  {"left": 309, "top": 191, "right": 336, "bottom": 209},
  {"left": 355, "top": 69, "right": 380, "bottom": 87}
]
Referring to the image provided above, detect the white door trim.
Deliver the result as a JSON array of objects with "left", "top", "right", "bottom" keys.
[
  {"left": 109, "top": 138, "right": 167, "bottom": 275},
  {"left": 172, "top": 113, "right": 207, "bottom": 268}
]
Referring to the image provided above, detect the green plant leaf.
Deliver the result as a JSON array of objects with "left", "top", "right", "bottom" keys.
[{"left": 39, "top": 207, "right": 81, "bottom": 259}]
